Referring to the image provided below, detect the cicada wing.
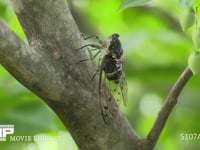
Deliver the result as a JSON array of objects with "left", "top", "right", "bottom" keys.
[
  {"left": 119, "top": 72, "right": 128, "bottom": 106},
  {"left": 99, "top": 58, "right": 113, "bottom": 125},
  {"left": 106, "top": 80, "right": 121, "bottom": 102},
  {"left": 106, "top": 72, "right": 127, "bottom": 106}
]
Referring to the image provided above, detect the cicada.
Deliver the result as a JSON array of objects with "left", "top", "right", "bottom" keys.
[{"left": 77, "top": 33, "right": 128, "bottom": 124}]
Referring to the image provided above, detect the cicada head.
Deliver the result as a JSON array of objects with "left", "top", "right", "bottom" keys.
[{"left": 108, "top": 34, "right": 123, "bottom": 59}]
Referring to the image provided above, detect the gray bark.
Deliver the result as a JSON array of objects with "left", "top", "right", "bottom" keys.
[
  {"left": 0, "top": 0, "right": 193, "bottom": 150},
  {"left": 0, "top": 0, "right": 139, "bottom": 149}
]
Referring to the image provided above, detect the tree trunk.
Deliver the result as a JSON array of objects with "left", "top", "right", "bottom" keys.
[
  {"left": 0, "top": 0, "right": 194, "bottom": 150},
  {"left": 0, "top": 0, "right": 140, "bottom": 149}
]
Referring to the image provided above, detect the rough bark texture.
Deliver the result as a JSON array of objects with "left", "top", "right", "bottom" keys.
[
  {"left": 0, "top": 0, "right": 139, "bottom": 150},
  {"left": 0, "top": 0, "right": 194, "bottom": 150}
]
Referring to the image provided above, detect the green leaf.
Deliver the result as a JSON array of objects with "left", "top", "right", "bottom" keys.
[
  {"left": 179, "top": 8, "right": 195, "bottom": 31},
  {"left": 178, "top": 0, "right": 194, "bottom": 10},
  {"left": 188, "top": 52, "right": 200, "bottom": 75},
  {"left": 119, "top": 0, "right": 151, "bottom": 11}
]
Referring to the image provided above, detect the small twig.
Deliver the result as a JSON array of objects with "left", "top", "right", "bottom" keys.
[{"left": 143, "top": 67, "right": 193, "bottom": 150}]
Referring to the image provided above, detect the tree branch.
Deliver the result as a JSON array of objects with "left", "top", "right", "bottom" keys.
[
  {"left": 143, "top": 67, "right": 193, "bottom": 149},
  {"left": 0, "top": 0, "right": 140, "bottom": 149},
  {"left": 1, "top": 0, "right": 194, "bottom": 149}
]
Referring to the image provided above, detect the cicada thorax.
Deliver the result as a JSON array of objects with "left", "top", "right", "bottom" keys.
[
  {"left": 108, "top": 34, "right": 123, "bottom": 59},
  {"left": 103, "top": 54, "right": 123, "bottom": 84}
]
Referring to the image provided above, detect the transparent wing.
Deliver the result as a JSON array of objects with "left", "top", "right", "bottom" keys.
[
  {"left": 99, "top": 57, "right": 113, "bottom": 125},
  {"left": 119, "top": 72, "right": 128, "bottom": 105},
  {"left": 106, "top": 72, "right": 128, "bottom": 106}
]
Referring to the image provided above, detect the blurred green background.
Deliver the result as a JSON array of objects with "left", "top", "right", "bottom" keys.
[{"left": 0, "top": 0, "right": 200, "bottom": 149}]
